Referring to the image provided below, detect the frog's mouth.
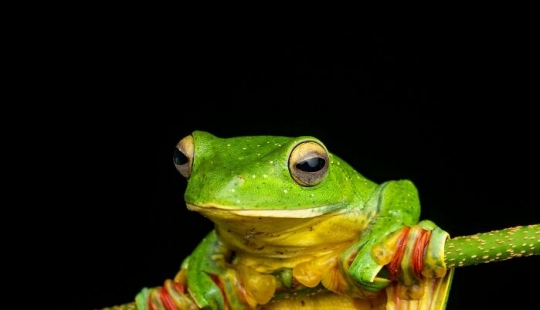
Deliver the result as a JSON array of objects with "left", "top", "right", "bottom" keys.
[{"left": 186, "top": 203, "right": 335, "bottom": 219}]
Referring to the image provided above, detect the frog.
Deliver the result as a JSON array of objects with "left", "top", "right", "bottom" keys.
[{"left": 135, "top": 131, "right": 453, "bottom": 310}]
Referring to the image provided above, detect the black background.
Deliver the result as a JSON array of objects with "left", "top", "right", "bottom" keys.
[{"left": 44, "top": 19, "right": 540, "bottom": 310}]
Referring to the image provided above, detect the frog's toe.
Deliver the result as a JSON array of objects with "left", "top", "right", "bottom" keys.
[
  {"left": 357, "top": 275, "right": 392, "bottom": 292},
  {"left": 348, "top": 247, "right": 392, "bottom": 292},
  {"left": 421, "top": 225, "right": 449, "bottom": 278}
]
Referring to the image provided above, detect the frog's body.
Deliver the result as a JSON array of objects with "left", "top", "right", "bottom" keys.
[
  {"left": 134, "top": 131, "right": 451, "bottom": 310},
  {"left": 185, "top": 133, "right": 377, "bottom": 274}
]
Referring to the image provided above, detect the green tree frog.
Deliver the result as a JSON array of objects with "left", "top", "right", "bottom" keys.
[{"left": 136, "top": 131, "right": 453, "bottom": 310}]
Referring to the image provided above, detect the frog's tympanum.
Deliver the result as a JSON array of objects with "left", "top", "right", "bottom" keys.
[{"left": 137, "top": 131, "right": 452, "bottom": 310}]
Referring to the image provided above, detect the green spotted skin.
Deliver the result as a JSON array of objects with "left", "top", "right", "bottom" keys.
[{"left": 444, "top": 224, "right": 540, "bottom": 268}]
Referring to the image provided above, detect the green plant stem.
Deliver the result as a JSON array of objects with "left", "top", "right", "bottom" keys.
[{"left": 444, "top": 224, "right": 540, "bottom": 268}]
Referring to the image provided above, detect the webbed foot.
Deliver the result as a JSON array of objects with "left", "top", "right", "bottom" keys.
[{"left": 347, "top": 220, "right": 449, "bottom": 300}]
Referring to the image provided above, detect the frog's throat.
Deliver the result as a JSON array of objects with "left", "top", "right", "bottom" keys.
[{"left": 186, "top": 203, "right": 334, "bottom": 218}]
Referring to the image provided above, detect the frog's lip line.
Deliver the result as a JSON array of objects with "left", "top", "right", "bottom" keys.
[{"left": 186, "top": 203, "right": 336, "bottom": 218}]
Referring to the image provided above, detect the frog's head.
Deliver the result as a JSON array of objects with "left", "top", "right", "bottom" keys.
[{"left": 173, "top": 131, "right": 375, "bottom": 220}]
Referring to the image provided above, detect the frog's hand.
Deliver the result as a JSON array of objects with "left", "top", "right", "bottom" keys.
[
  {"left": 342, "top": 181, "right": 451, "bottom": 301},
  {"left": 370, "top": 221, "right": 450, "bottom": 295},
  {"left": 344, "top": 180, "right": 424, "bottom": 293}
]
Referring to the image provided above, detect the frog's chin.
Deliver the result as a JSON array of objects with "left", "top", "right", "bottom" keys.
[{"left": 186, "top": 203, "right": 335, "bottom": 219}]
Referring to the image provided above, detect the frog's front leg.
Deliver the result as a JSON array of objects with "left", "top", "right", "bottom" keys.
[
  {"left": 134, "top": 230, "right": 229, "bottom": 310},
  {"left": 135, "top": 230, "right": 272, "bottom": 310},
  {"left": 341, "top": 180, "right": 449, "bottom": 299}
]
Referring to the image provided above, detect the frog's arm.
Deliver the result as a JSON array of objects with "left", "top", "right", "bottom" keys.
[
  {"left": 100, "top": 234, "right": 226, "bottom": 310},
  {"left": 119, "top": 230, "right": 248, "bottom": 310},
  {"left": 341, "top": 180, "right": 427, "bottom": 293},
  {"left": 340, "top": 179, "right": 540, "bottom": 302},
  {"left": 120, "top": 229, "right": 279, "bottom": 310}
]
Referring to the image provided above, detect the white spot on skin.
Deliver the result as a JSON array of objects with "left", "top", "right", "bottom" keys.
[
  {"left": 284, "top": 189, "right": 288, "bottom": 194},
  {"left": 252, "top": 175, "right": 256, "bottom": 178},
  {"left": 230, "top": 189, "right": 235, "bottom": 193},
  {"left": 263, "top": 174, "right": 268, "bottom": 178}
]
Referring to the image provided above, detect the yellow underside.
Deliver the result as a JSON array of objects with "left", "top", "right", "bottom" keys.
[{"left": 210, "top": 208, "right": 368, "bottom": 273}]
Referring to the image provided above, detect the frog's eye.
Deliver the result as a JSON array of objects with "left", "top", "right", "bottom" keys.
[
  {"left": 289, "top": 141, "right": 329, "bottom": 186},
  {"left": 173, "top": 135, "right": 194, "bottom": 178}
]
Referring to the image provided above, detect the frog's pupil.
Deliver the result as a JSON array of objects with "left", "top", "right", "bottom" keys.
[
  {"left": 297, "top": 158, "right": 325, "bottom": 172},
  {"left": 173, "top": 148, "right": 189, "bottom": 165}
]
